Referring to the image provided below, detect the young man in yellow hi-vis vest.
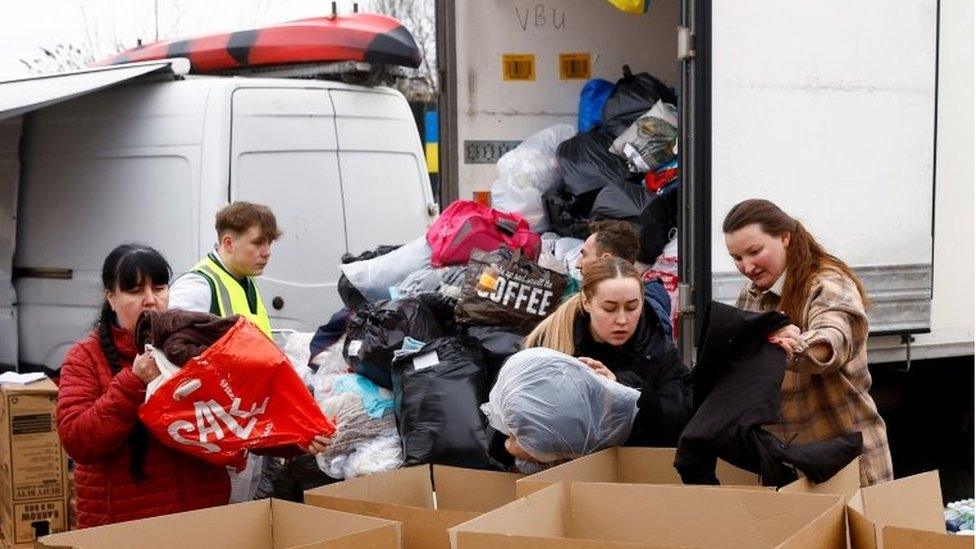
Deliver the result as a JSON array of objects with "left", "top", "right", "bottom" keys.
[
  {"left": 169, "top": 202, "right": 330, "bottom": 503},
  {"left": 169, "top": 202, "right": 278, "bottom": 337}
]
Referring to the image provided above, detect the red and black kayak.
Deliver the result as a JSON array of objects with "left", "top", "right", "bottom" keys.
[{"left": 95, "top": 13, "right": 422, "bottom": 73}]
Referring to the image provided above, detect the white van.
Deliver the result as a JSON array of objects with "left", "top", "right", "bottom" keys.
[{"left": 0, "top": 59, "right": 437, "bottom": 370}]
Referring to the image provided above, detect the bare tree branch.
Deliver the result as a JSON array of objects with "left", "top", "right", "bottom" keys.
[{"left": 368, "top": 0, "right": 438, "bottom": 98}]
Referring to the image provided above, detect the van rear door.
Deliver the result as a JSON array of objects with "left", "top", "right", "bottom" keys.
[
  {"left": 329, "top": 88, "right": 435, "bottom": 256},
  {"left": 0, "top": 117, "right": 20, "bottom": 367},
  {"left": 230, "top": 86, "right": 348, "bottom": 330}
]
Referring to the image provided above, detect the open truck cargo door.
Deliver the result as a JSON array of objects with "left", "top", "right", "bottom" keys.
[
  {"left": 0, "top": 59, "right": 189, "bottom": 369},
  {"left": 706, "top": 0, "right": 939, "bottom": 337}
]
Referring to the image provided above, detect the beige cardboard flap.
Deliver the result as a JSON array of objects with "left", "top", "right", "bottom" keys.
[
  {"left": 616, "top": 447, "right": 684, "bottom": 483},
  {"left": 847, "top": 502, "right": 879, "bottom": 549},
  {"left": 1, "top": 378, "right": 58, "bottom": 395},
  {"left": 449, "top": 482, "right": 569, "bottom": 548},
  {"left": 306, "top": 465, "right": 433, "bottom": 508},
  {"left": 455, "top": 531, "right": 666, "bottom": 549},
  {"left": 780, "top": 458, "right": 861, "bottom": 501},
  {"left": 270, "top": 499, "right": 400, "bottom": 548},
  {"left": 294, "top": 526, "right": 400, "bottom": 549},
  {"left": 432, "top": 465, "right": 522, "bottom": 512},
  {"left": 453, "top": 481, "right": 845, "bottom": 549},
  {"left": 38, "top": 499, "right": 272, "bottom": 549},
  {"left": 515, "top": 447, "right": 761, "bottom": 499},
  {"left": 516, "top": 448, "right": 622, "bottom": 498},
  {"left": 39, "top": 499, "right": 400, "bottom": 549},
  {"left": 568, "top": 483, "right": 843, "bottom": 548},
  {"left": 860, "top": 471, "right": 946, "bottom": 535},
  {"left": 882, "top": 526, "right": 974, "bottom": 549},
  {"left": 305, "top": 466, "right": 493, "bottom": 549}
]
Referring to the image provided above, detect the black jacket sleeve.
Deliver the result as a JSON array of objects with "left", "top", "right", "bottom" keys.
[{"left": 626, "top": 342, "right": 692, "bottom": 447}]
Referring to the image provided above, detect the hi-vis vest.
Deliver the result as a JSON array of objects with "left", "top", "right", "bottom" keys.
[{"left": 192, "top": 255, "right": 272, "bottom": 338}]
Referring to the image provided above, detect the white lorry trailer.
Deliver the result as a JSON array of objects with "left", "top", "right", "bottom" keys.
[{"left": 433, "top": 0, "right": 973, "bottom": 366}]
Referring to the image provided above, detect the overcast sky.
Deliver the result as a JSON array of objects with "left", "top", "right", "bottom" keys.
[{"left": 0, "top": 0, "right": 361, "bottom": 79}]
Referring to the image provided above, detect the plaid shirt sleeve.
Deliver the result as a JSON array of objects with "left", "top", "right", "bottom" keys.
[{"left": 791, "top": 270, "right": 869, "bottom": 375}]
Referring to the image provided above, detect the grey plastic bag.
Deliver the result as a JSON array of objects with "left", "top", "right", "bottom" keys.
[{"left": 482, "top": 347, "right": 640, "bottom": 465}]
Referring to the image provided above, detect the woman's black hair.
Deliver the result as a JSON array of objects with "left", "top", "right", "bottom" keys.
[{"left": 97, "top": 244, "right": 171, "bottom": 481}]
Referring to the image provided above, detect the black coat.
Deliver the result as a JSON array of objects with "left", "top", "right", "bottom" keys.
[
  {"left": 573, "top": 309, "right": 692, "bottom": 447},
  {"left": 675, "top": 302, "right": 862, "bottom": 487}
]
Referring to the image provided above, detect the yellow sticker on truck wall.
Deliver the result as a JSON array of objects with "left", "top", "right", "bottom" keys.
[
  {"left": 559, "top": 53, "right": 591, "bottom": 80},
  {"left": 502, "top": 54, "right": 536, "bottom": 81}
]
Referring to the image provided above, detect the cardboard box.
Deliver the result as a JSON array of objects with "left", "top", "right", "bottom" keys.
[
  {"left": 304, "top": 465, "right": 523, "bottom": 549},
  {"left": 778, "top": 457, "right": 862, "bottom": 500},
  {"left": 449, "top": 481, "right": 848, "bottom": 548},
  {"left": 847, "top": 471, "right": 969, "bottom": 549},
  {"left": 0, "top": 379, "right": 69, "bottom": 548},
  {"left": 37, "top": 498, "right": 400, "bottom": 549},
  {"left": 515, "top": 447, "right": 863, "bottom": 499},
  {"left": 515, "top": 447, "right": 761, "bottom": 497}
]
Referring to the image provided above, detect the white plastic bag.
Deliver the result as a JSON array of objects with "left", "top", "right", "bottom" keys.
[
  {"left": 308, "top": 334, "right": 352, "bottom": 402},
  {"left": 490, "top": 178, "right": 548, "bottom": 232},
  {"left": 144, "top": 344, "right": 181, "bottom": 401},
  {"left": 482, "top": 347, "right": 639, "bottom": 465},
  {"left": 280, "top": 330, "right": 315, "bottom": 386},
  {"left": 340, "top": 236, "right": 432, "bottom": 301},
  {"left": 555, "top": 237, "right": 585, "bottom": 282},
  {"left": 490, "top": 124, "right": 577, "bottom": 233},
  {"left": 535, "top": 232, "right": 566, "bottom": 274},
  {"left": 496, "top": 124, "right": 577, "bottom": 193}
]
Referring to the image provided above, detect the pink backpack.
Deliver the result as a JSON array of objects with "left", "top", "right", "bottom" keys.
[{"left": 427, "top": 200, "right": 541, "bottom": 267}]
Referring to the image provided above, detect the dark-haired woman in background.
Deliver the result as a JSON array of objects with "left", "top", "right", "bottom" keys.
[{"left": 56, "top": 245, "right": 229, "bottom": 528}]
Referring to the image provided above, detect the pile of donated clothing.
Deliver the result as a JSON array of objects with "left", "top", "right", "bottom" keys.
[
  {"left": 233, "top": 65, "right": 692, "bottom": 490},
  {"left": 138, "top": 64, "right": 861, "bottom": 501}
]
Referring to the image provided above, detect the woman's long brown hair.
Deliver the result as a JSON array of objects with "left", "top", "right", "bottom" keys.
[{"left": 722, "top": 199, "right": 870, "bottom": 326}]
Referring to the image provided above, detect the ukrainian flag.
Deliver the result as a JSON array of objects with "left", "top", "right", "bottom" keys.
[{"left": 425, "top": 109, "right": 439, "bottom": 174}]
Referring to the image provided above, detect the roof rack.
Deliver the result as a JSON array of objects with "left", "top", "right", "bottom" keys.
[{"left": 208, "top": 61, "right": 411, "bottom": 86}]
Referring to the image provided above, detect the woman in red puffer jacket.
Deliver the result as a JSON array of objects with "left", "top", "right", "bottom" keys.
[{"left": 57, "top": 245, "right": 229, "bottom": 528}]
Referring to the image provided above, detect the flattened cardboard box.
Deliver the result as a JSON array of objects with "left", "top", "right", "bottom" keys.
[
  {"left": 515, "top": 447, "right": 759, "bottom": 497},
  {"left": 0, "top": 379, "right": 69, "bottom": 548},
  {"left": 449, "top": 481, "right": 847, "bottom": 548},
  {"left": 305, "top": 465, "right": 523, "bottom": 549},
  {"left": 847, "top": 471, "right": 969, "bottom": 549},
  {"left": 37, "top": 498, "right": 400, "bottom": 549},
  {"left": 516, "top": 447, "right": 863, "bottom": 499}
]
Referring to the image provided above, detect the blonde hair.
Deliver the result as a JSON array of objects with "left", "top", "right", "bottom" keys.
[{"left": 524, "top": 257, "right": 642, "bottom": 354}]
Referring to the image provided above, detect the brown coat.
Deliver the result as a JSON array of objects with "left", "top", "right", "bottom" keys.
[{"left": 737, "top": 268, "right": 893, "bottom": 486}]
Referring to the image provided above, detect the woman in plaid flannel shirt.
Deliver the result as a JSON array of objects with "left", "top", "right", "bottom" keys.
[{"left": 722, "top": 199, "right": 893, "bottom": 486}]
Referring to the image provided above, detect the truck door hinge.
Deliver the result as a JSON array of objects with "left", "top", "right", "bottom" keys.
[
  {"left": 678, "top": 27, "right": 695, "bottom": 60},
  {"left": 678, "top": 282, "right": 695, "bottom": 314}
]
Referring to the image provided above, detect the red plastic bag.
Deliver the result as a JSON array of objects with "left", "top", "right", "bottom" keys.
[
  {"left": 426, "top": 200, "right": 541, "bottom": 267},
  {"left": 644, "top": 166, "right": 678, "bottom": 192},
  {"left": 139, "top": 318, "right": 335, "bottom": 469}
]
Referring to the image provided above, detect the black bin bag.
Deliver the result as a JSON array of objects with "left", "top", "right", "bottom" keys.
[
  {"left": 601, "top": 65, "right": 677, "bottom": 138},
  {"left": 392, "top": 336, "right": 500, "bottom": 469},
  {"left": 542, "top": 184, "right": 600, "bottom": 240},
  {"left": 463, "top": 324, "right": 524, "bottom": 385},
  {"left": 590, "top": 181, "right": 678, "bottom": 263},
  {"left": 556, "top": 128, "right": 630, "bottom": 196},
  {"left": 342, "top": 298, "right": 441, "bottom": 389}
]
